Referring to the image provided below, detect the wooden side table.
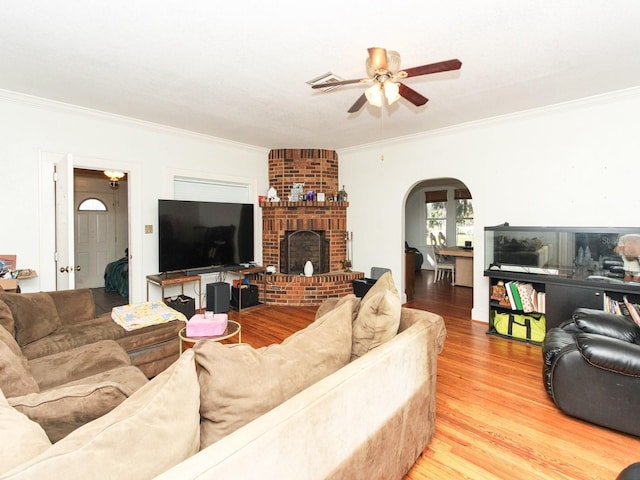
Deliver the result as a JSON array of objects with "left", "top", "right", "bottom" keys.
[{"left": 178, "top": 321, "right": 242, "bottom": 353}]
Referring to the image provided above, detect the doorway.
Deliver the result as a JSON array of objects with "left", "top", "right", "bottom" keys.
[
  {"left": 404, "top": 177, "right": 474, "bottom": 294},
  {"left": 74, "top": 168, "right": 129, "bottom": 290}
]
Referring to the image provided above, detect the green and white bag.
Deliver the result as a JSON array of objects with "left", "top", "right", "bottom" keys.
[{"left": 492, "top": 311, "right": 546, "bottom": 343}]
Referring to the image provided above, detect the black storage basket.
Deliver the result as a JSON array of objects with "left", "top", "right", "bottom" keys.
[
  {"left": 164, "top": 294, "right": 195, "bottom": 319},
  {"left": 231, "top": 284, "right": 259, "bottom": 308}
]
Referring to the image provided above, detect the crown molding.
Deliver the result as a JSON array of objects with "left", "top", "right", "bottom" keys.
[{"left": 0, "top": 88, "right": 268, "bottom": 154}]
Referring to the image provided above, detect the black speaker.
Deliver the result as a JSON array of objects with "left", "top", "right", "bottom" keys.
[{"left": 206, "top": 282, "right": 230, "bottom": 313}]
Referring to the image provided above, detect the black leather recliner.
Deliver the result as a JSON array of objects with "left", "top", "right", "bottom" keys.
[{"left": 543, "top": 308, "right": 640, "bottom": 437}]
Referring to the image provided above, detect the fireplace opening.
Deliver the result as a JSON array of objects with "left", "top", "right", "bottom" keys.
[{"left": 280, "top": 230, "right": 330, "bottom": 274}]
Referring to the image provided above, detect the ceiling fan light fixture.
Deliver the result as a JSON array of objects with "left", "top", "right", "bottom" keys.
[
  {"left": 365, "top": 84, "right": 383, "bottom": 107},
  {"left": 383, "top": 81, "right": 400, "bottom": 105}
]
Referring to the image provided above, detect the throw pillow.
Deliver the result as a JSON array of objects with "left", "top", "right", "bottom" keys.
[
  {"left": 360, "top": 270, "right": 397, "bottom": 303},
  {"left": 0, "top": 293, "right": 61, "bottom": 347},
  {"left": 196, "top": 296, "right": 356, "bottom": 448},
  {"left": 0, "top": 328, "right": 39, "bottom": 397},
  {"left": 314, "top": 293, "right": 360, "bottom": 321},
  {"left": 2, "top": 350, "right": 200, "bottom": 479},
  {"left": 0, "top": 388, "right": 51, "bottom": 475},
  {"left": 351, "top": 272, "right": 402, "bottom": 361}
]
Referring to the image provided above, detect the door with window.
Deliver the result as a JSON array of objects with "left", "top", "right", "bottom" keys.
[{"left": 75, "top": 195, "right": 116, "bottom": 288}]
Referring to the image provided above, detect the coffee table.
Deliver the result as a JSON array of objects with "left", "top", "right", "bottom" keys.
[{"left": 178, "top": 320, "right": 241, "bottom": 353}]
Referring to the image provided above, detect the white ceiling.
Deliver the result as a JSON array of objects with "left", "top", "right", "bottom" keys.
[{"left": 2, "top": 1, "right": 640, "bottom": 150}]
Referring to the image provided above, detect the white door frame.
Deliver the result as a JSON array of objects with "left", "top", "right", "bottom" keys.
[{"left": 38, "top": 151, "right": 142, "bottom": 301}]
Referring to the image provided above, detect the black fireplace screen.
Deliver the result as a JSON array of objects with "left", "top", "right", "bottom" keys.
[{"left": 280, "top": 230, "right": 330, "bottom": 274}]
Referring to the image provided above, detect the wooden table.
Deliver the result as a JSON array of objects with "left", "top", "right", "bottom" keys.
[{"left": 438, "top": 247, "right": 474, "bottom": 288}]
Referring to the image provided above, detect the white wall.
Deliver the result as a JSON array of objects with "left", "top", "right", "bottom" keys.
[
  {"left": 3, "top": 87, "right": 640, "bottom": 318},
  {"left": 0, "top": 91, "right": 268, "bottom": 301},
  {"left": 340, "top": 87, "right": 640, "bottom": 322}
]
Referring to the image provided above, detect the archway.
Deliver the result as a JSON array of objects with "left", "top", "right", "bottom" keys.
[{"left": 404, "top": 177, "right": 474, "bottom": 291}]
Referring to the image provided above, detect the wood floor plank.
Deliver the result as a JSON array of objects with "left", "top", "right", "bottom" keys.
[{"left": 222, "top": 270, "right": 640, "bottom": 479}]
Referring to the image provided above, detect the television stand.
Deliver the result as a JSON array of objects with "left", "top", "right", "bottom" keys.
[{"left": 146, "top": 272, "right": 202, "bottom": 311}]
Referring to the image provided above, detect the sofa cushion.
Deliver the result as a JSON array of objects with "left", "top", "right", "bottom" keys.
[
  {"left": 351, "top": 271, "right": 402, "bottom": 360},
  {"left": 0, "top": 323, "right": 31, "bottom": 372},
  {"left": 47, "top": 289, "right": 96, "bottom": 326},
  {"left": 0, "top": 299, "right": 15, "bottom": 336},
  {"left": 0, "top": 327, "right": 39, "bottom": 397},
  {"left": 2, "top": 350, "right": 200, "bottom": 479},
  {"left": 196, "top": 295, "right": 356, "bottom": 448},
  {"left": 19, "top": 318, "right": 128, "bottom": 360},
  {"left": 28, "top": 339, "right": 133, "bottom": 391},
  {"left": 20, "top": 315, "right": 184, "bottom": 364},
  {"left": 0, "top": 293, "right": 61, "bottom": 347},
  {"left": 9, "top": 365, "right": 149, "bottom": 442},
  {"left": 0, "top": 388, "right": 51, "bottom": 475}
]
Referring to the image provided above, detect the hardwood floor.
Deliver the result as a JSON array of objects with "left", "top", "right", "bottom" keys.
[
  {"left": 403, "top": 272, "right": 640, "bottom": 479},
  {"left": 224, "top": 271, "right": 640, "bottom": 479},
  {"left": 96, "top": 272, "right": 640, "bottom": 478}
]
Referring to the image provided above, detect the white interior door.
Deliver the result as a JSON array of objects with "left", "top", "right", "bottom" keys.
[
  {"left": 55, "top": 154, "right": 76, "bottom": 290},
  {"left": 75, "top": 192, "right": 116, "bottom": 288}
]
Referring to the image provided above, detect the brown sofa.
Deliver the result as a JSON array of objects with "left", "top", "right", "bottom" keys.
[
  {"left": 0, "top": 288, "right": 185, "bottom": 378},
  {"left": 1, "top": 272, "right": 447, "bottom": 479},
  {"left": 0, "top": 321, "right": 149, "bottom": 442}
]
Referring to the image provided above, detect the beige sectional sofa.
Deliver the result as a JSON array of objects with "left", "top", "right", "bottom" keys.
[
  {"left": 1, "top": 273, "right": 447, "bottom": 479},
  {"left": 0, "top": 289, "right": 185, "bottom": 378}
]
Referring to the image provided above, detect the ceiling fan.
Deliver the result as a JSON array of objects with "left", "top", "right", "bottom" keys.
[{"left": 311, "top": 47, "right": 462, "bottom": 113}]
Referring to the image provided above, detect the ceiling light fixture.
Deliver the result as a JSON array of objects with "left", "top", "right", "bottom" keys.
[
  {"left": 383, "top": 81, "right": 400, "bottom": 105},
  {"left": 364, "top": 84, "right": 383, "bottom": 107},
  {"left": 104, "top": 170, "right": 125, "bottom": 190},
  {"left": 365, "top": 81, "right": 400, "bottom": 108}
]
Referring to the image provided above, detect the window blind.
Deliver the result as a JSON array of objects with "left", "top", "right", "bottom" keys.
[{"left": 173, "top": 177, "right": 250, "bottom": 203}]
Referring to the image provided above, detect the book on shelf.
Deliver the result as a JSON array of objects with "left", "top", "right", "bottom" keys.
[
  {"left": 536, "top": 291, "right": 546, "bottom": 313},
  {"left": 505, "top": 282, "right": 517, "bottom": 309},
  {"left": 510, "top": 282, "right": 524, "bottom": 310},
  {"left": 623, "top": 295, "right": 640, "bottom": 327},
  {"left": 516, "top": 281, "right": 536, "bottom": 313}
]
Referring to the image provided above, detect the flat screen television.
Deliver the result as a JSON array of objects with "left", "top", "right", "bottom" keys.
[{"left": 158, "top": 199, "right": 254, "bottom": 273}]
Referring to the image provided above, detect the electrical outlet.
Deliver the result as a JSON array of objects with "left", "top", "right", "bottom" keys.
[{"left": 145, "top": 225, "right": 153, "bottom": 234}]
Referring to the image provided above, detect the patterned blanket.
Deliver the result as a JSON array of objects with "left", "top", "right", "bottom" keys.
[{"left": 111, "top": 301, "right": 187, "bottom": 331}]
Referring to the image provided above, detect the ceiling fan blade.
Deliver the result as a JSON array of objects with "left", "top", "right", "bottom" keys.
[
  {"left": 402, "top": 59, "right": 462, "bottom": 78},
  {"left": 399, "top": 83, "right": 429, "bottom": 107},
  {"left": 367, "top": 47, "right": 388, "bottom": 71},
  {"left": 347, "top": 93, "right": 368, "bottom": 113},
  {"left": 311, "top": 78, "right": 366, "bottom": 89}
]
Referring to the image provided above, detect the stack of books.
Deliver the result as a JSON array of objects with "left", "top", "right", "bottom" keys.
[{"left": 491, "top": 280, "right": 545, "bottom": 313}]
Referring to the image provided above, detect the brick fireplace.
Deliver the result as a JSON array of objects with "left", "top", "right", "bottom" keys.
[{"left": 258, "top": 149, "right": 363, "bottom": 306}]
